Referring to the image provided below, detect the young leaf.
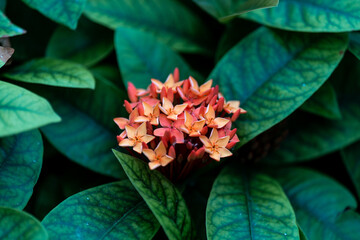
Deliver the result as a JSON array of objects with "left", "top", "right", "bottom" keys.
[
  {"left": 241, "top": 0, "right": 360, "bottom": 32},
  {"left": 0, "top": 11, "right": 25, "bottom": 38},
  {"left": 21, "top": 0, "right": 86, "bottom": 29},
  {"left": 193, "top": 0, "right": 279, "bottom": 22},
  {"left": 349, "top": 32, "right": 360, "bottom": 61},
  {"left": 46, "top": 18, "right": 114, "bottom": 67},
  {"left": 42, "top": 180, "right": 159, "bottom": 240},
  {"left": 206, "top": 166, "right": 299, "bottom": 240},
  {"left": 341, "top": 141, "right": 360, "bottom": 199},
  {"left": 85, "top": 0, "right": 212, "bottom": 53},
  {"left": 0, "top": 207, "right": 48, "bottom": 240},
  {"left": 4, "top": 58, "right": 95, "bottom": 89},
  {"left": 113, "top": 149, "right": 193, "bottom": 240},
  {"left": 0, "top": 81, "right": 60, "bottom": 137},
  {"left": 210, "top": 27, "right": 348, "bottom": 145},
  {"left": 0, "top": 46, "right": 14, "bottom": 68},
  {"left": 272, "top": 168, "right": 360, "bottom": 240},
  {"left": 301, "top": 82, "right": 342, "bottom": 120},
  {"left": 114, "top": 26, "right": 194, "bottom": 89}
]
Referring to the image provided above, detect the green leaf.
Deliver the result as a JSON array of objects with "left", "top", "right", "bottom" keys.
[
  {"left": 273, "top": 168, "right": 360, "bottom": 240},
  {"left": 84, "top": 0, "right": 212, "bottom": 53},
  {"left": 0, "top": 46, "right": 14, "bottom": 68},
  {"left": 113, "top": 149, "right": 193, "bottom": 240},
  {"left": 46, "top": 18, "right": 114, "bottom": 67},
  {"left": 301, "top": 82, "right": 342, "bottom": 120},
  {"left": 0, "top": 130, "right": 43, "bottom": 209},
  {"left": 349, "top": 32, "right": 360, "bottom": 60},
  {"left": 0, "top": 11, "right": 25, "bottom": 38},
  {"left": 0, "top": 81, "right": 61, "bottom": 137},
  {"left": 193, "top": 0, "right": 278, "bottom": 22},
  {"left": 41, "top": 99, "right": 124, "bottom": 179},
  {"left": 341, "top": 141, "right": 360, "bottom": 199},
  {"left": 0, "top": 207, "right": 48, "bottom": 240},
  {"left": 21, "top": 0, "right": 86, "bottom": 29},
  {"left": 42, "top": 180, "right": 159, "bottom": 239},
  {"left": 0, "top": 0, "right": 6, "bottom": 11},
  {"left": 241, "top": 0, "right": 360, "bottom": 32},
  {"left": 210, "top": 27, "right": 348, "bottom": 145},
  {"left": 206, "top": 166, "right": 299, "bottom": 240},
  {"left": 90, "top": 64, "right": 122, "bottom": 87},
  {"left": 297, "top": 223, "right": 308, "bottom": 240},
  {"left": 4, "top": 58, "right": 95, "bottom": 89},
  {"left": 115, "top": 26, "right": 195, "bottom": 89}
]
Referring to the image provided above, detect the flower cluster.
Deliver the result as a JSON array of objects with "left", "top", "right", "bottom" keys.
[{"left": 114, "top": 68, "right": 245, "bottom": 180}]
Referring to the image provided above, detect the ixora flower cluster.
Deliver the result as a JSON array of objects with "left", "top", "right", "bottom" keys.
[{"left": 114, "top": 69, "right": 245, "bottom": 180}]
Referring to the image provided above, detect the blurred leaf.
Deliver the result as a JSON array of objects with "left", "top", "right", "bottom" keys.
[
  {"left": 90, "top": 64, "right": 123, "bottom": 87},
  {"left": 341, "top": 141, "right": 360, "bottom": 199},
  {"left": 0, "top": 0, "right": 6, "bottom": 11},
  {"left": 0, "top": 130, "right": 42, "bottom": 209},
  {"left": 193, "top": 0, "right": 278, "bottom": 22},
  {"left": 42, "top": 180, "right": 159, "bottom": 240},
  {"left": 21, "top": 0, "right": 86, "bottom": 29},
  {"left": 273, "top": 168, "right": 360, "bottom": 240},
  {"left": 115, "top": 26, "right": 194, "bottom": 89},
  {"left": 41, "top": 99, "right": 125, "bottom": 179},
  {"left": 46, "top": 18, "right": 114, "bottom": 67},
  {"left": 0, "top": 81, "right": 60, "bottom": 137},
  {"left": 0, "top": 46, "right": 14, "bottom": 68},
  {"left": 349, "top": 32, "right": 360, "bottom": 60},
  {"left": 297, "top": 223, "right": 308, "bottom": 240},
  {"left": 85, "top": 0, "right": 212, "bottom": 53},
  {"left": 210, "top": 27, "right": 348, "bottom": 145},
  {"left": 241, "top": 0, "right": 360, "bottom": 32},
  {"left": 4, "top": 58, "right": 95, "bottom": 89},
  {"left": 0, "top": 11, "right": 25, "bottom": 38},
  {"left": 301, "top": 82, "right": 342, "bottom": 120},
  {"left": 113, "top": 150, "right": 193, "bottom": 240},
  {"left": 206, "top": 166, "right": 299, "bottom": 240},
  {"left": 0, "top": 207, "right": 48, "bottom": 240}
]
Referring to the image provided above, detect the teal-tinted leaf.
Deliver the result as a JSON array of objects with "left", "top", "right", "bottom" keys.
[
  {"left": 206, "top": 166, "right": 299, "bottom": 240},
  {"left": 41, "top": 99, "right": 124, "bottom": 179},
  {"left": 0, "top": 207, "right": 48, "bottom": 240},
  {"left": 115, "top": 26, "right": 194, "bottom": 89},
  {"left": 113, "top": 150, "right": 193, "bottom": 240},
  {"left": 341, "top": 141, "right": 360, "bottom": 199},
  {"left": 210, "top": 27, "right": 348, "bottom": 145},
  {"left": 21, "top": 0, "right": 86, "bottom": 29},
  {"left": 4, "top": 58, "right": 95, "bottom": 89},
  {"left": 0, "top": 46, "right": 14, "bottom": 68},
  {"left": 90, "top": 64, "right": 122, "bottom": 87},
  {"left": 85, "top": 0, "right": 212, "bottom": 53},
  {"left": 297, "top": 223, "right": 308, "bottom": 240},
  {"left": 349, "top": 32, "right": 360, "bottom": 60},
  {"left": 0, "top": 11, "right": 25, "bottom": 38},
  {"left": 0, "top": 81, "right": 60, "bottom": 137},
  {"left": 0, "top": 0, "right": 6, "bottom": 11},
  {"left": 301, "top": 82, "right": 342, "bottom": 120},
  {"left": 193, "top": 0, "right": 278, "bottom": 22},
  {"left": 42, "top": 180, "right": 159, "bottom": 239},
  {"left": 273, "top": 168, "right": 360, "bottom": 240},
  {"left": 241, "top": 0, "right": 360, "bottom": 32},
  {"left": 0, "top": 130, "right": 43, "bottom": 209},
  {"left": 46, "top": 18, "right": 114, "bottom": 67}
]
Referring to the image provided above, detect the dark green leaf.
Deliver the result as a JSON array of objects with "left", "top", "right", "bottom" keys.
[
  {"left": 85, "top": 0, "right": 212, "bottom": 53},
  {"left": 241, "top": 0, "right": 360, "bottom": 32},
  {"left": 0, "top": 130, "right": 43, "bottom": 209},
  {"left": 210, "top": 27, "right": 348, "bottom": 145},
  {"left": 21, "top": 0, "right": 86, "bottom": 29},
  {"left": 113, "top": 149, "right": 193, "bottom": 240},
  {"left": 0, "top": 81, "right": 60, "bottom": 137},
  {"left": 341, "top": 141, "right": 360, "bottom": 199},
  {"left": 4, "top": 58, "right": 95, "bottom": 89},
  {"left": 0, "top": 207, "right": 48, "bottom": 240},
  {"left": 0, "top": 46, "right": 14, "bottom": 68},
  {"left": 301, "top": 82, "right": 342, "bottom": 120},
  {"left": 0, "top": 11, "right": 25, "bottom": 38},
  {"left": 90, "top": 64, "right": 122, "bottom": 87},
  {"left": 206, "top": 166, "right": 299, "bottom": 240},
  {"left": 42, "top": 180, "right": 159, "bottom": 240},
  {"left": 273, "top": 168, "right": 360, "bottom": 240},
  {"left": 46, "top": 18, "right": 114, "bottom": 67},
  {"left": 193, "top": 0, "right": 278, "bottom": 22},
  {"left": 349, "top": 32, "right": 360, "bottom": 60},
  {"left": 297, "top": 223, "right": 308, "bottom": 240},
  {"left": 0, "top": 0, "right": 6, "bottom": 11},
  {"left": 115, "top": 26, "right": 194, "bottom": 89}
]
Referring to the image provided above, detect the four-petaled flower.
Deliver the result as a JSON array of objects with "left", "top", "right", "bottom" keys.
[
  {"left": 180, "top": 111, "right": 206, "bottom": 137},
  {"left": 199, "top": 128, "right": 232, "bottom": 161},
  {"left": 159, "top": 97, "right": 187, "bottom": 121},
  {"left": 202, "top": 104, "right": 229, "bottom": 128},
  {"left": 151, "top": 74, "right": 183, "bottom": 93},
  {"left": 189, "top": 77, "right": 212, "bottom": 97},
  {"left": 119, "top": 122, "right": 155, "bottom": 154},
  {"left": 143, "top": 141, "right": 174, "bottom": 170},
  {"left": 135, "top": 102, "right": 160, "bottom": 126}
]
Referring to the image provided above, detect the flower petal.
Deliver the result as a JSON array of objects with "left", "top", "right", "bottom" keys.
[
  {"left": 119, "top": 138, "right": 135, "bottom": 147},
  {"left": 151, "top": 78, "right": 163, "bottom": 90},
  {"left": 213, "top": 118, "right": 230, "bottom": 128},
  {"left": 171, "top": 129, "right": 184, "bottom": 143},
  {"left": 162, "top": 97, "right": 173, "bottom": 112},
  {"left": 149, "top": 161, "right": 161, "bottom": 170},
  {"left": 184, "top": 111, "right": 194, "bottom": 128},
  {"left": 154, "top": 128, "right": 168, "bottom": 137},
  {"left": 200, "top": 79, "right": 212, "bottom": 94},
  {"left": 199, "top": 135, "right": 212, "bottom": 148},
  {"left": 159, "top": 114, "right": 172, "bottom": 127},
  {"left": 133, "top": 142, "right": 143, "bottom": 154},
  {"left": 143, "top": 149, "right": 156, "bottom": 161},
  {"left": 173, "top": 103, "right": 188, "bottom": 115},
  {"left": 205, "top": 104, "right": 215, "bottom": 121},
  {"left": 193, "top": 119, "right": 205, "bottom": 131},
  {"left": 134, "top": 116, "right": 150, "bottom": 123},
  {"left": 142, "top": 102, "right": 153, "bottom": 116},
  {"left": 136, "top": 122, "right": 147, "bottom": 137},
  {"left": 210, "top": 151, "right": 221, "bottom": 161},
  {"left": 155, "top": 141, "right": 167, "bottom": 157},
  {"left": 209, "top": 128, "right": 218, "bottom": 144},
  {"left": 141, "top": 134, "right": 155, "bottom": 144},
  {"left": 164, "top": 74, "right": 174, "bottom": 88},
  {"left": 216, "top": 136, "right": 230, "bottom": 148},
  {"left": 125, "top": 125, "right": 136, "bottom": 139},
  {"left": 219, "top": 147, "right": 232, "bottom": 158},
  {"left": 160, "top": 155, "right": 173, "bottom": 166},
  {"left": 114, "top": 117, "right": 129, "bottom": 129}
]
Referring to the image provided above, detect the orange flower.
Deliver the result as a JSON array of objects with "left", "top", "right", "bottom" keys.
[
  {"left": 114, "top": 108, "right": 139, "bottom": 129},
  {"left": 143, "top": 141, "right": 174, "bottom": 170},
  {"left": 189, "top": 77, "right": 213, "bottom": 97},
  {"left": 119, "top": 122, "right": 155, "bottom": 153},
  {"left": 199, "top": 128, "right": 232, "bottom": 161},
  {"left": 203, "top": 104, "right": 229, "bottom": 128},
  {"left": 159, "top": 97, "right": 187, "bottom": 121},
  {"left": 134, "top": 102, "right": 160, "bottom": 125},
  {"left": 151, "top": 74, "right": 183, "bottom": 93},
  {"left": 180, "top": 111, "right": 205, "bottom": 137},
  {"left": 219, "top": 94, "right": 246, "bottom": 114}
]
